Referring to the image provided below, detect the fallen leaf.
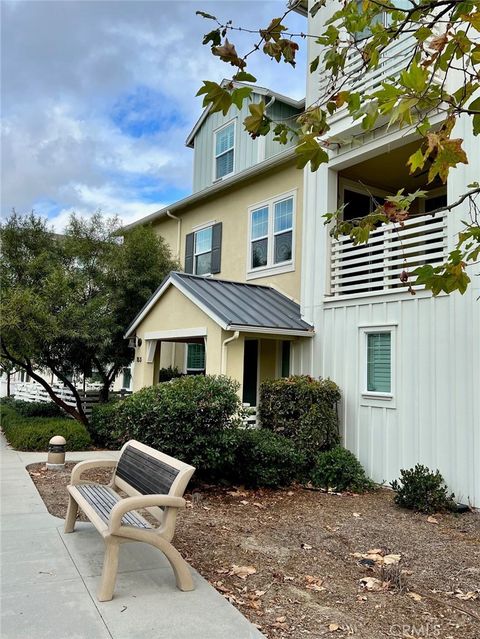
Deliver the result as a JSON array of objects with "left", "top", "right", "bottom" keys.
[
  {"left": 359, "top": 577, "right": 384, "bottom": 592},
  {"left": 276, "top": 616, "right": 286, "bottom": 623},
  {"left": 240, "top": 500, "right": 249, "bottom": 506},
  {"left": 287, "top": 491, "right": 294, "bottom": 496},
  {"left": 230, "top": 565, "right": 257, "bottom": 579},
  {"left": 254, "top": 590, "right": 266, "bottom": 597},
  {"left": 304, "top": 575, "right": 325, "bottom": 592},
  {"left": 301, "top": 543, "right": 312, "bottom": 550},
  {"left": 328, "top": 623, "right": 340, "bottom": 632},
  {"left": 454, "top": 590, "right": 479, "bottom": 601},
  {"left": 353, "top": 512, "right": 361, "bottom": 517},
  {"left": 383, "top": 554, "right": 401, "bottom": 565},
  {"left": 202, "top": 506, "right": 211, "bottom": 511},
  {"left": 284, "top": 575, "right": 294, "bottom": 581},
  {"left": 427, "top": 515, "right": 438, "bottom": 524},
  {"left": 253, "top": 502, "right": 265, "bottom": 509},
  {"left": 367, "top": 548, "right": 384, "bottom": 555},
  {"left": 408, "top": 592, "right": 423, "bottom": 602}
]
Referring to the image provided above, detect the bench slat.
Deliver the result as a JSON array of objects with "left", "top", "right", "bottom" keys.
[
  {"left": 116, "top": 446, "right": 180, "bottom": 496},
  {"left": 75, "top": 484, "right": 151, "bottom": 529}
]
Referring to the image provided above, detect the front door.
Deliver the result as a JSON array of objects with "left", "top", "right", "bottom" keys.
[{"left": 242, "top": 340, "right": 258, "bottom": 406}]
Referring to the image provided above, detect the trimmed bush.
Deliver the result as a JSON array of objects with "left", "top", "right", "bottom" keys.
[
  {"left": 259, "top": 376, "right": 341, "bottom": 461},
  {"left": 0, "top": 405, "right": 91, "bottom": 451},
  {"left": 11, "top": 399, "right": 64, "bottom": 418},
  {"left": 90, "top": 375, "right": 243, "bottom": 477},
  {"left": 390, "top": 464, "right": 455, "bottom": 513},
  {"left": 310, "top": 446, "right": 374, "bottom": 492},
  {"left": 229, "top": 428, "right": 303, "bottom": 488}
]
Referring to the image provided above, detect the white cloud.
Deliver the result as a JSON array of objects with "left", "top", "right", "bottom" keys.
[{"left": 1, "top": 0, "right": 307, "bottom": 230}]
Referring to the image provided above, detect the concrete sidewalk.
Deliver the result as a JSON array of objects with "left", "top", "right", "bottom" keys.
[{"left": 0, "top": 436, "right": 264, "bottom": 639}]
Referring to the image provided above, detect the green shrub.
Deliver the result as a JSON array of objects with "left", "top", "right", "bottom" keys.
[
  {"left": 0, "top": 405, "right": 91, "bottom": 451},
  {"left": 12, "top": 399, "right": 64, "bottom": 418},
  {"left": 229, "top": 428, "right": 303, "bottom": 488},
  {"left": 90, "top": 401, "right": 127, "bottom": 449},
  {"left": 158, "top": 366, "right": 183, "bottom": 383},
  {"left": 310, "top": 446, "right": 374, "bottom": 492},
  {"left": 259, "top": 376, "right": 341, "bottom": 461},
  {"left": 90, "top": 375, "right": 243, "bottom": 476},
  {"left": 390, "top": 464, "right": 455, "bottom": 513}
]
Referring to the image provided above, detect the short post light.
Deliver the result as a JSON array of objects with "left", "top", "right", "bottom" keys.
[{"left": 47, "top": 435, "right": 66, "bottom": 470}]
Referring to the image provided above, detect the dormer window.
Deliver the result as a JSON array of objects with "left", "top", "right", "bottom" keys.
[{"left": 214, "top": 121, "right": 235, "bottom": 180}]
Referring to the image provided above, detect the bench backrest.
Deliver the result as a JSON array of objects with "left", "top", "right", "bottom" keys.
[{"left": 113, "top": 440, "right": 195, "bottom": 535}]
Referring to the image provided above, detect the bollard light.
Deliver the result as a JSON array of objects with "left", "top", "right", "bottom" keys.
[{"left": 47, "top": 435, "right": 66, "bottom": 470}]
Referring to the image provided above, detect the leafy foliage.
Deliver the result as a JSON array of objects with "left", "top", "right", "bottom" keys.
[
  {"left": 90, "top": 375, "right": 243, "bottom": 478},
  {"left": 197, "top": 1, "right": 480, "bottom": 295},
  {"left": 229, "top": 428, "right": 303, "bottom": 488},
  {"left": 259, "top": 376, "right": 341, "bottom": 462},
  {"left": 0, "top": 404, "right": 91, "bottom": 451},
  {"left": 9, "top": 399, "right": 63, "bottom": 418},
  {"left": 0, "top": 211, "right": 178, "bottom": 424},
  {"left": 390, "top": 464, "right": 456, "bottom": 513},
  {"left": 310, "top": 446, "right": 375, "bottom": 493},
  {"left": 158, "top": 366, "right": 183, "bottom": 383}
]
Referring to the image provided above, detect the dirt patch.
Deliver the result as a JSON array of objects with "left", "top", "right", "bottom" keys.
[{"left": 28, "top": 462, "right": 480, "bottom": 639}]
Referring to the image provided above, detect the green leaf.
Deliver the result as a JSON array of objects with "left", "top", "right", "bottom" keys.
[
  {"left": 196, "top": 11, "right": 217, "bottom": 20},
  {"left": 243, "top": 102, "right": 270, "bottom": 138},
  {"left": 232, "top": 71, "right": 257, "bottom": 83},
  {"left": 310, "top": 56, "right": 320, "bottom": 73},
  {"left": 407, "top": 148, "right": 427, "bottom": 174},
  {"left": 295, "top": 135, "right": 329, "bottom": 171},
  {"left": 196, "top": 81, "right": 233, "bottom": 115},
  {"left": 231, "top": 86, "right": 253, "bottom": 110}
]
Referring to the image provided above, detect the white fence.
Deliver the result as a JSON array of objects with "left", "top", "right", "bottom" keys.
[
  {"left": 13, "top": 382, "right": 131, "bottom": 418},
  {"left": 330, "top": 212, "right": 448, "bottom": 296}
]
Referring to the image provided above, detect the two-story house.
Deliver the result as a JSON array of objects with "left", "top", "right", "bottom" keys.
[
  {"left": 297, "top": 0, "right": 479, "bottom": 504},
  {"left": 124, "top": 84, "right": 314, "bottom": 407}
]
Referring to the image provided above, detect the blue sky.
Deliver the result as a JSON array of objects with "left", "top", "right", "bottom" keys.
[{"left": 1, "top": 0, "right": 307, "bottom": 230}]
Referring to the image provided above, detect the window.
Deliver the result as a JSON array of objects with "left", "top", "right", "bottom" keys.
[
  {"left": 366, "top": 332, "right": 391, "bottom": 393},
  {"left": 185, "top": 223, "right": 222, "bottom": 275},
  {"left": 248, "top": 193, "right": 295, "bottom": 276},
  {"left": 215, "top": 122, "right": 235, "bottom": 180},
  {"left": 186, "top": 343, "right": 205, "bottom": 375},
  {"left": 122, "top": 367, "right": 132, "bottom": 390},
  {"left": 194, "top": 227, "right": 213, "bottom": 275}
]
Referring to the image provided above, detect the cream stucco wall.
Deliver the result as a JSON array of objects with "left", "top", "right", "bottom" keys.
[{"left": 151, "top": 161, "right": 303, "bottom": 301}]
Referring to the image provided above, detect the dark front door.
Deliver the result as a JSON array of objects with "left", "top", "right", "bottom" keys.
[{"left": 242, "top": 340, "right": 258, "bottom": 406}]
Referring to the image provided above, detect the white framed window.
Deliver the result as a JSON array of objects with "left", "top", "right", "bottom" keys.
[
  {"left": 214, "top": 121, "right": 235, "bottom": 180},
  {"left": 194, "top": 226, "right": 213, "bottom": 276},
  {"left": 359, "top": 324, "right": 396, "bottom": 407},
  {"left": 247, "top": 191, "right": 296, "bottom": 279}
]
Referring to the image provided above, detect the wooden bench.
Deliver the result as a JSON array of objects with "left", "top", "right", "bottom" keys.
[{"left": 64, "top": 440, "right": 195, "bottom": 601}]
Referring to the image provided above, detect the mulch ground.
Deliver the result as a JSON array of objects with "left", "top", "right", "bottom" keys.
[{"left": 27, "top": 462, "right": 480, "bottom": 639}]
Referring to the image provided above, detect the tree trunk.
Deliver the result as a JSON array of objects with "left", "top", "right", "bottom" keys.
[
  {"left": 99, "top": 383, "right": 110, "bottom": 403},
  {"left": 6, "top": 371, "right": 11, "bottom": 397}
]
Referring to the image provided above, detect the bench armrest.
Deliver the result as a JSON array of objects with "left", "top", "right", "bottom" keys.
[
  {"left": 109, "top": 495, "right": 186, "bottom": 534},
  {"left": 69, "top": 459, "right": 118, "bottom": 485}
]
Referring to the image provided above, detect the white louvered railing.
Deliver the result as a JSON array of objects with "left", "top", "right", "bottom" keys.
[{"left": 330, "top": 212, "right": 448, "bottom": 296}]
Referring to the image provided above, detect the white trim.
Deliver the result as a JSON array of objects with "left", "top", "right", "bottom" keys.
[
  {"left": 213, "top": 118, "right": 236, "bottom": 181},
  {"left": 145, "top": 340, "right": 158, "bottom": 363},
  {"left": 193, "top": 225, "right": 213, "bottom": 276},
  {"left": 144, "top": 327, "right": 207, "bottom": 341},
  {"left": 229, "top": 325, "right": 314, "bottom": 337},
  {"left": 247, "top": 189, "right": 296, "bottom": 277},
  {"left": 246, "top": 263, "right": 295, "bottom": 281},
  {"left": 125, "top": 278, "right": 171, "bottom": 337},
  {"left": 359, "top": 325, "right": 397, "bottom": 409},
  {"left": 191, "top": 219, "right": 216, "bottom": 232}
]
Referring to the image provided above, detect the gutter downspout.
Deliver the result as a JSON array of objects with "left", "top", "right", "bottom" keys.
[
  {"left": 166, "top": 210, "right": 181, "bottom": 261},
  {"left": 221, "top": 331, "right": 240, "bottom": 375}
]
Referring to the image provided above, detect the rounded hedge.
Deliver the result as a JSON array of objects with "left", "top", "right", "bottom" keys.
[{"left": 310, "top": 446, "right": 374, "bottom": 492}]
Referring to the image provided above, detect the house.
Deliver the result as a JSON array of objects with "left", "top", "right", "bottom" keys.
[
  {"left": 296, "top": 1, "right": 479, "bottom": 505},
  {"left": 123, "top": 84, "right": 314, "bottom": 407}
]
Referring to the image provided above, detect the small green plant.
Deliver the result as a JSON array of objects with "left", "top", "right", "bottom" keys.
[
  {"left": 11, "top": 399, "right": 64, "bottom": 418},
  {"left": 310, "top": 446, "right": 374, "bottom": 493},
  {"left": 158, "top": 366, "right": 183, "bottom": 383},
  {"left": 259, "top": 376, "right": 341, "bottom": 462},
  {"left": 230, "top": 428, "right": 303, "bottom": 488},
  {"left": 390, "top": 465, "right": 455, "bottom": 513}
]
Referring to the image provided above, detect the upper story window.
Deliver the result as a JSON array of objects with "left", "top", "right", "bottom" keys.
[
  {"left": 214, "top": 122, "right": 235, "bottom": 180},
  {"left": 248, "top": 192, "right": 295, "bottom": 279},
  {"left": 185, "top": 223, "right": 222, "bottom": 276}
]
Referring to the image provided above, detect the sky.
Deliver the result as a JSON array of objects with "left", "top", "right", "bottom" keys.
[{"left": 1, "top": 0, "right": 307, "bottom": 231}]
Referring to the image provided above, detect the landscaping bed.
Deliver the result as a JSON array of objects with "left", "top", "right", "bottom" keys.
[{"left": 28, "top": 462, "right": 480, "bottom": 639}]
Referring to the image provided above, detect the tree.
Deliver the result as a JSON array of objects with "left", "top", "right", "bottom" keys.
[
  {"left": 0, "top": 360, "right": 18, "bottom": 397},
  {"left": 0, "top": 211, "right": 178, "bottom": 425},
  {"left": 196, "top": 0, "right": 480, "bottom": 295}
]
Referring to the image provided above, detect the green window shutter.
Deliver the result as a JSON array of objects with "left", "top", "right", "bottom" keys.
[
  {"left": 211, "top": 223, "right": 222, "bottom": 274},
  {"left": 185, "top": 233, "right": 194, "bottom": 274},
  {"left": 187, "top": 343, "right": 205, "bottom": 371},
  {"left": 367, "top": 332, "right": 391, "bottom": 392}
]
